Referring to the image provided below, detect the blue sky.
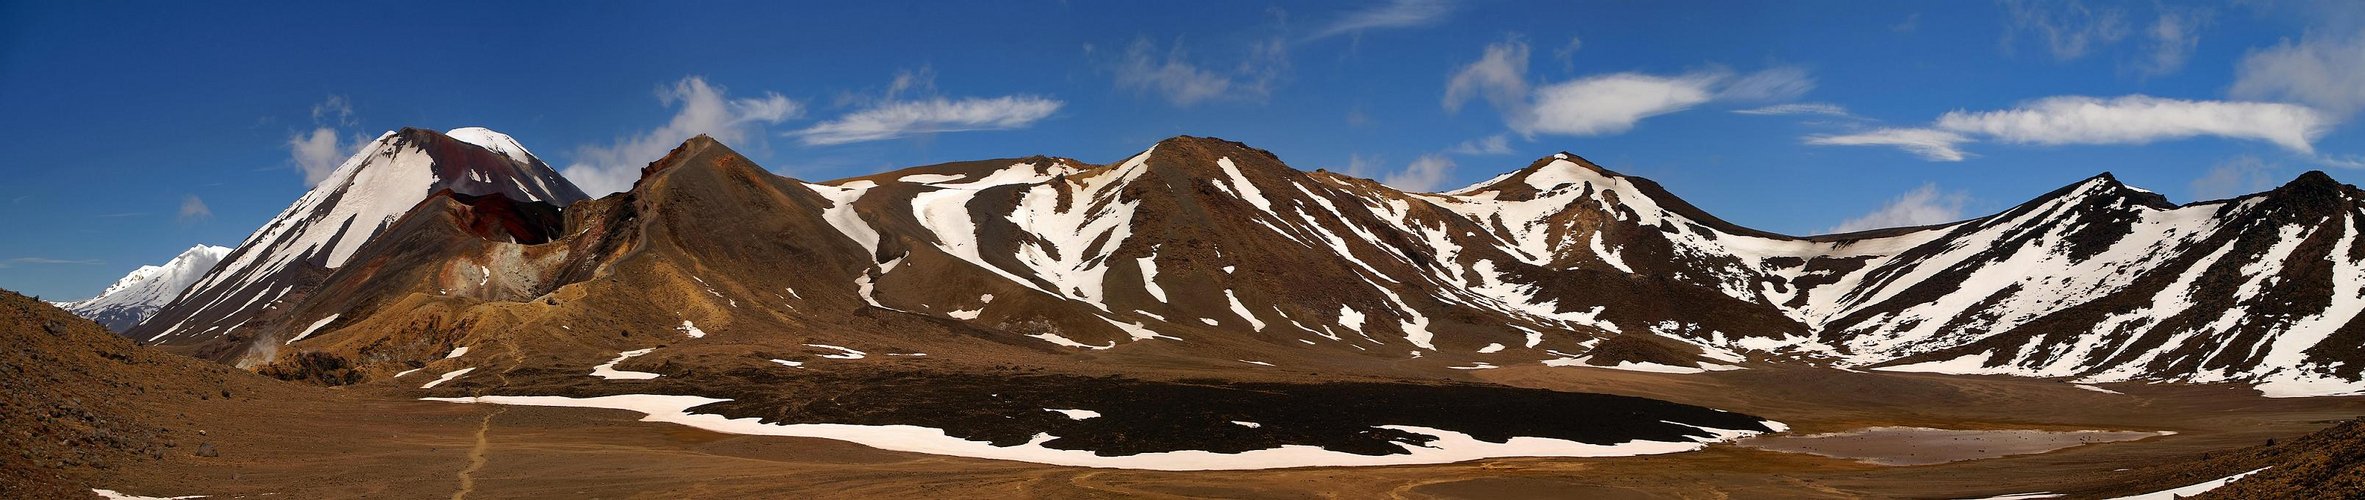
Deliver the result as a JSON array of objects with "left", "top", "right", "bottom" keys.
[{"left": 3, "top": 0, "right": 2363, "bottom": 299}]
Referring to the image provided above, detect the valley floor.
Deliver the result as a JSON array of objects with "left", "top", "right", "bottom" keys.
[{"left": 88, "top": 365, "right": 2365, "bottom": 499}]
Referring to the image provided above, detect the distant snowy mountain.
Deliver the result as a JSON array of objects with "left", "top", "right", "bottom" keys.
[
  {"left": 128, "top": 127, "right": 587, "bottom": 361},
  {"left": 60, "top": 245, "right": 230, "bottom": 332}
]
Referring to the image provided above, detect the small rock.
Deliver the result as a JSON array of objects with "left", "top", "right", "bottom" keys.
[{"left": 195, "top": 443, "right": 218, "bottom": 458}]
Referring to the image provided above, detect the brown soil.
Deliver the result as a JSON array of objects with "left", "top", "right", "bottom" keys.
[{"left": 52, "top": 359, "right": 2362, "bottom": 499}]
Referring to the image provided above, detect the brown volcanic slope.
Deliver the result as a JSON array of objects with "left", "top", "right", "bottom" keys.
[
  {"left": 129, "top": 127, "right": 586, "bottom": 366},
  {"left": 0, "top": 289, "right": 293, "bottom": 497},
  {"left": 151, "top": 132, "right": 2364, "bottom": 406},
  {"left": 221, "top": 136, "right": 1783, "bottom": 464}
]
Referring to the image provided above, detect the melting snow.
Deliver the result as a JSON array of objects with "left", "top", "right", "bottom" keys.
[
  {"left": 90, "top": 489, "right": 204, "bottom": 500},
  {"left": 677, "top": 320, "right": 707, "bottom": 339},
  {"left": 444, "top": 346, "right": 469, "bottom": 359},
  {"left": 1231, "top": 421, "right": 1262, "bottom": 428},
  {"left": 591, "top": 349, "right": 661, "bottom": 380},
  {"left": 425, "top": 394, "right": 1769, "bottom": 471},
  {"left": 806, "top": 344, "right": 867, "bottom": 359},
  {"left": 2100, "top": 467, "right": 2269, "bottom": 499},
  {"left": 420, "top": 367, "right": 475, "bottom": 389},
  {"left": 769, "top": 359, "right": 805, "bottom": 368},
  {"left": 1223, "top": 289, "right": 1266, "bottom": 331},
  {"left": 1045, "top": 408, "right": 1101, "bottom": 420},
  {"left": 1029, "top": 333, "right": 1115, "bottom": 350},
  {"left": 285, "top": 314, "right": 340, "bottom": 345}
]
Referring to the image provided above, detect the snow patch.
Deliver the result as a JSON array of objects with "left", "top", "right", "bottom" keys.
[
  {"left": 1045, "top": 408, "right": 1101, "bottom": 420},
  {"left": 425, "top": 394, "right": 1768, "bottom": 471},
  {"left": 285, "top": 314, "right": 340, "bottom": 345},
  {"left": 591, "top": 349, "right": 662, "bottom": 380},
  {"left": 421, "top": 367, "right": 476, "bottom": 389}
]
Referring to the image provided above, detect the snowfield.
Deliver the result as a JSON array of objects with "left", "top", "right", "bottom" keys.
[{"left": 425, "top": 394, "right": 1774, "bottom": 471}]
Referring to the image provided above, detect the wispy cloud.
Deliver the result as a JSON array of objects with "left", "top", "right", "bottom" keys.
[
  {"left": 561, "top": 76, "right": 802, "bottom": 196},
  {"left": 1734, "top": 103, "right": 1855, "bottom": 117},
  {"left": 178, "top": 194, "right": 212, "bottom": 224},
  {"left": 1999, "top": 0, "right": 2130, "bottom": 61},
  {"left": 0, "top": 257, "right": 104, "bottom": 269},
  {"left": 1110, "top": 37, "right": 1289, "bottom": 107},
  {"left": 2191, "top": 155, "right": 2278, "bottom": 201},
  {"left": 1308, "top": 0, "right": 1454, "bottom": 40},
  {"left": 2135, "top": 8, "right": 2208, "bottom": 77},
  {"left": 1448, "top": 134, "right": 1513, "bottom": 155},
  {"left": 1446, "top": 39, "right": 1811, "bottom": 137},
  {"left": 1381, "top": 154, "right": 1457, "bottom": 192},
  {"left": 2232, "top": 32, "right": 2365, "bottom": 117},
  {"left": 1717, "top": 66, "right": 1816, "bottom": 102},
  {"left": 1828, "top": 183, "right": 1971, "bottom": 233},
  {"left": 1808, "top": 95, "right": 2333, "bottom": 161},
  {"left": 792, "top": 96, "right": 1062, "bottom": 146},
  {"left": 1806, "top": 128, "right": 1973, "bottom": 162}
]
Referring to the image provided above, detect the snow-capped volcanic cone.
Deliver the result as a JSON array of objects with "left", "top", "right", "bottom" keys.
[
  {"left": 60, "top": 244, "right": 230, "bottom": 332},
  {"left": 127, "top": 127, "right": 587, "bottom": 364}
]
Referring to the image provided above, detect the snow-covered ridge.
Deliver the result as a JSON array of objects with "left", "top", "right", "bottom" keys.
[
  {"left": 61, "top": 245, "right": 231, "bottom": 332},
  {"left": 804, "top": 139, "right": 2365, "bottom": 396}
]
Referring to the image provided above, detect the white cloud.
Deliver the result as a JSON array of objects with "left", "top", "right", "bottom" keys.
[
  {"left": 2000, "top": 0, "right": 2130, "bottom": 61},
  {"left": 286, "top": 95, "right": 367, "bottom": 186},
  {"left": 1806, "top": 95, "right": 2335, "bottom": 162},
  {"left": 1448, "top": 134, "right": 1513, "bottom": 155},
  {"left": 1381, "top": 154, "right": 1456, "bottom": 193},
  {"left": 1806, "top": 128, "right": 1973, "bottom": 162},
  {"left": 1445, "top": 40, "right": 1810, "bottom": 137},
  {"left": 1524, "top": 72, "right": 1720, "bottom": 136},
  {"left": 561, "top": 76, "right": 802, "bottom": 196},
  {"left": 177, "top": 195, "right": 211, "bottom": 224},
  {"left": 1443, "top": 40, "right": 1531, "bottom": 116},
  {"left": 1309, "top": 0, "right": 1453, "bottom": 40},
  {"left": 1113, "top": 38, "right": 1288, "bottom": 108},
  {"left": 792, "top": 96, "right": 1062, "bottom": 146},
  {"left": 287, "top": 126, "right": 358, "bottom": 186},
  {"left": 2232, "top": 32, "right": 2365, "bottom": 117},
  {"left": 1733, "top": 102, "right": 1854, "bottom": 117},
  {"left": 2191, "top": 155, "right": 2278, "bottom": 200},
  {"left": 1828, "top": 183, "right": 1971, "bottom": 233},
  {"left": 1933, "top": 95, "right": 2330, "bottom": 153}
]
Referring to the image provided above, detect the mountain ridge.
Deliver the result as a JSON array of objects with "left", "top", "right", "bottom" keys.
[
  {"left": 128, "top": 131, "right": 2365, "bottom": 398},
  {"left": 60, "top": 244, "right": 230, "bottom": 332}
]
